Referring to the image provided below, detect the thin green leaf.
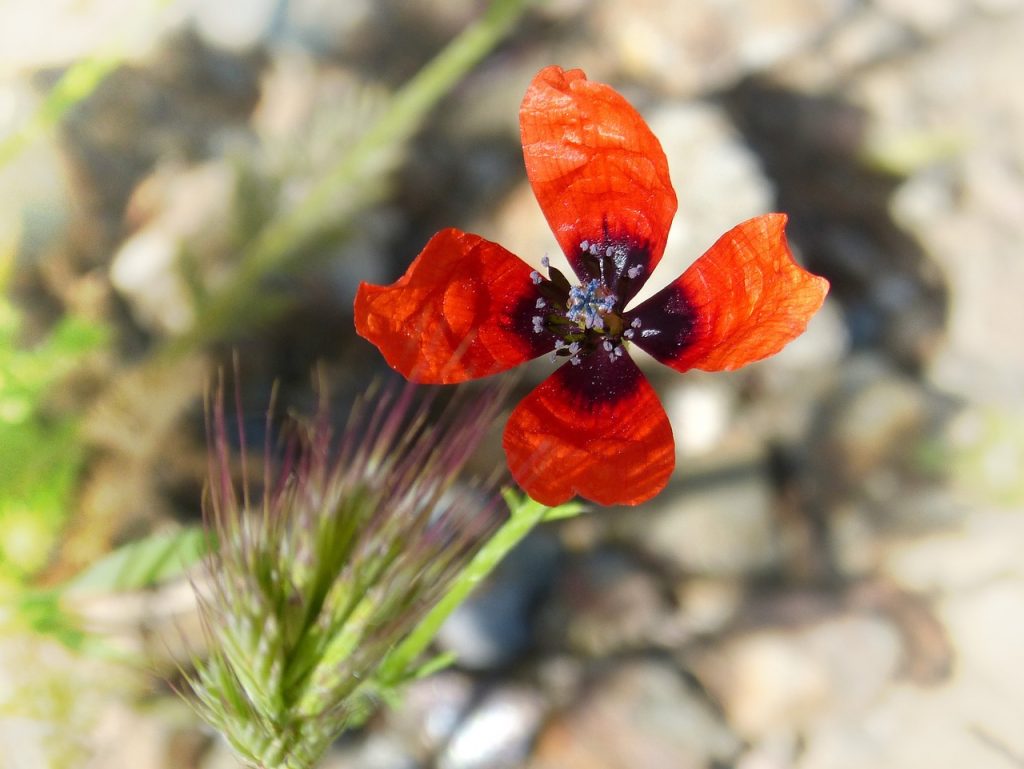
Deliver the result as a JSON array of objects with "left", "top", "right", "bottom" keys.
[{"left": 64, "top": 527, "right": 209, "bottom": 594}]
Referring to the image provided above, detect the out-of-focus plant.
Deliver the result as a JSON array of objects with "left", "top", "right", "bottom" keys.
[
  {"left": 0, "top": 269, "right": 107, "bottom": 593},
  {"left": 10, "top": 0, "right": 538, "bottom": 592},
  {"left": 186, "top": 379, "right": 580, "bottom": 769},
  {"left": 0, "top": 53, "right": 121, "bottom": 170},
  {"left": 169, "top": 0, "right": 539, "bottom": 357}
]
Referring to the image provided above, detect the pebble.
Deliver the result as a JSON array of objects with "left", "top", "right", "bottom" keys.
[
  {"left": 816, "top": 364, "right": 931, "bottom": 482},
  {"left": 690, "top": 610, "right": 904, "bottom": 739},
  {"left": 0, "top": 0, "right": 169, "bottom": 70},
  {"left": 185, "top": 0, "right": 278, "bottom": 52},
  {"left": 881, "top": 509, "right": 1024, "bottom": 593},
  {"left": 110, "top": 162, "right": 234, "bottom": 335},
  {"left": 593, "top": 0, "right": 853, "bottom": 96},
  {"left": 276, "top": 0, "right": 374, "bottom": 53},
  {"left": 437, "top": 686, "right": 547, "bottom": 769},
  {"left": 538, "top": 547, "right": 673, "bottom": 656},
  {"left": 387, "top": 671, "right": 475, "bottom": 755},
  {"left": 322, "top": 733, "right": 420, "bottom": 769},
  {"left": 661, "top": 379, "right": 733, "bottom": 458},
  {"left": 873, "top": 0, "right": 968, "bottom": 35},
  {"left": 630, "top": 470, "right": 781, "bottom": 578},
  {"left": 530, "top": 660, "right": 739, "bottom": 769}
]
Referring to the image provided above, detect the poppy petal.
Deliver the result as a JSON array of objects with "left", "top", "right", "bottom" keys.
[
  {"left": 520, "top": 66, "right": 677, "bottom": 304},
  {"left": 354, "top": 228, "right": 552, "bottom": 383},
  {"left": 629, "top": 214, "right": 829, "bottom": 372},
  {"left": 503, "top": 352, "right": 675, "bottom": 506}
]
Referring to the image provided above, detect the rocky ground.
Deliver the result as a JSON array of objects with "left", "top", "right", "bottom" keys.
[{"left": 2, "top": 0, "right": 1024, "bottom": 767}]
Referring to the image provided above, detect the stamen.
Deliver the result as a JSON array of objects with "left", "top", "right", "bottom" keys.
[
  {"left": 541, "top": 255, "right": 550, "bottom": 269},
  {"left": 532, "top": 316, "right": 545, "bottom": 334},
  {"left": 530, "top": 271, "right": 542, "bottom": 285},
  {"left": 627, "top": 265, "right": 643, "bottom": 279},
  {"left": 580, "top": 240, "right": 589, "bottom": 251},
  {"left": 536, "top": 297, "right": 546, "bottom": 309},
  {"left": 641, "top": 329, "right": 661, "bottom": 337},
  {"left": 602, "top": 340, "right": 613, "bottom": 352},
  {"left": 631, "top": 317, "right": 642, "bottom": 329},
  {"left": 566, "top": 279, "right": 617, "bottom": 332},
  {"left": 623, "top": 328, "right": 634, "bottom": 339}
]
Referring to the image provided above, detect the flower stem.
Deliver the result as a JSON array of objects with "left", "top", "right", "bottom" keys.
[{"left": 374, "top": 490, "right": 552, "bottom": 686}]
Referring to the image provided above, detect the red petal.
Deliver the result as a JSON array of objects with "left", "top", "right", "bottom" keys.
[
  {"left": 354, "top": 229, "right": 551, "bottom": 383},
  {"left": 520, "top": 66, "right": 676, "bottom": 299},
  {"left": 630, "top": 214, "right": 829, "bottom": 372},
  {"left": 503, "top": 352, "right": 675, "bottom": 506}
]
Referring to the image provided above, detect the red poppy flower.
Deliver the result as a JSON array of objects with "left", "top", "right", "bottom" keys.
[{"left": 355, "top": 66, "right": 829, "bottom": 507}]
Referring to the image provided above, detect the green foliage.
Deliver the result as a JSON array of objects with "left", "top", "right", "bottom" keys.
[
  {"left": 63, "top": 527, "right": 208, "bottom": 594},
  {"left": 186, "top": 376, "right": 511, "bottom": 769},
  {"left": 0, "top": 298, "right": 107, "bottom": 587}
]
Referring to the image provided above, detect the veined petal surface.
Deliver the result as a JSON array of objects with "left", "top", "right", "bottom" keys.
[
  {"left": 521, "top": 66, "right": 676, "bottom": 303},
  {"left": 503, "top": 353, "right": 675, "bottom": 506},
  {"left": 355, "top": 229, "right": 550, "bottom": 383},
  {"left": 630, "top": 214, "right": 829, "bottom": 372}
]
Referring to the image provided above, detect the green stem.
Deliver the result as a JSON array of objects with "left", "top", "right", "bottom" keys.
[{"left": 374, "top": 491, "right": 551, "bottom": 685}]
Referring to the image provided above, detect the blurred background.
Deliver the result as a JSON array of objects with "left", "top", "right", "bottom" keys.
[{"left": 2, "top": 0, "right": 1023, "bottom": 767}]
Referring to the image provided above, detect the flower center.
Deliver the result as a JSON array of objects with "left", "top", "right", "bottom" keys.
[
  {"left": 567, "top": 279, "right": 616, "bottom": 331},
  {"left": 529, "top": 254, "right": 642, "bottom": 365}
]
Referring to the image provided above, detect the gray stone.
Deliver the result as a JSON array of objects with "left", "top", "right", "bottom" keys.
[
  {"left": 691, "top": 610, "right": 904, "bottom": 740},
  {"left": 387, "top": 671, "right": 475, "bottom": 755},
  {"left": 539, "top": 547, "right": 674, "bottom": 656},
  {"left": 874, "top": 0, "right": 968, "bottom": 35},
  {"left": 881, "top": 509, "right": 1024, "bottom": 593},
  {"left": 632, "top": 470, "right": 781, "bottom": 578},
  {"left": 110, "top": 162, "right": 235, "bottom": 335},
  {"left": 438, "top": 686, "right": 547, "bottom": 769},
  {"left": 530, "top": 660, "right": 739, "bottom": 769},
  {"left": 186, "top": 0, "right": 278, "bottom": 51},
  {"left": 591, "top": 0, "right": 853, "bottom": 97}
]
